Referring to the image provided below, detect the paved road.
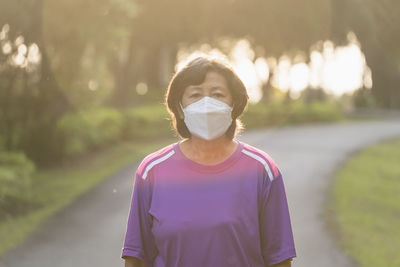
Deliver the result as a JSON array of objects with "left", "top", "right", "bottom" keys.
[{"left": 1, "top": 118, "right": 400, "bottom": 267}]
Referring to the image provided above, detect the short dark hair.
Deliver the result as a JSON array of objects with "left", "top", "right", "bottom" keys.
[{"left": 164, "top": 55, "right": 249, "bottom": 139}]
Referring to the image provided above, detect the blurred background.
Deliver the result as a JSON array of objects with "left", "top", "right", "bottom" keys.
[{"left": 0, "top": 0, "right": 399, "bottom": 266}]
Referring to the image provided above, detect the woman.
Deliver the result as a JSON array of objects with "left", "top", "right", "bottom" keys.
[{"left": 121, "top": 55, "right": 297, "bottom": 267}]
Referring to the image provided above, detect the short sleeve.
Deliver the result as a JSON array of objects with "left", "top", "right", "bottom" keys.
[
  {"left": 121, "top": 171, "right": 157, "bottom": 266},
  {"left": 259, "top": 167, "right": 297, "bottom": 266}
]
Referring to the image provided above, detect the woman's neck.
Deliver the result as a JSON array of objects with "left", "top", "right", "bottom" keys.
[{"left": 180, "top": 135, "right": 238, "bottom": 163}]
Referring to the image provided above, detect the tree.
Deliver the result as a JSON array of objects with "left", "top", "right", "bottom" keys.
[
  {"left": 331, "top": 0, "right": 400, "bottom": 108},
  {"left": 0, "top": 0, "right": 71, "bottom": 164}
]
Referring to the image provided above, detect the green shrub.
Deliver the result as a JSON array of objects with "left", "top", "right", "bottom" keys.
[
  {"left": 242, "top": 100, "right": 344, "bottom": 129},
  {"left": 56, "top": 105, "right": 175, "bottom": 158},
  {"left": 242, "top": 102, "right": 270, "bottom": 128},
  {"left": 0, "top": 135, "right": 4, "bottom": 150},
  {"left": 57, "top": 107, "right": 124, "bottom": 157},
  {"left": 0, "top": 151, "right": 36, "bottom": 218},
  {"left": 309, "top": 101, "right": 344, "bottom": 121},
  {"left": 121, "top": 104, "right": 173, "bottom": 140},
  {"left": 55, "top": 100, "right": 343, "bottom": 159}
]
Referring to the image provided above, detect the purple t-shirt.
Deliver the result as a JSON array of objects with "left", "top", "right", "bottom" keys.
[{"left": 121, "top": 140, "right": 296, "bottom": 267}]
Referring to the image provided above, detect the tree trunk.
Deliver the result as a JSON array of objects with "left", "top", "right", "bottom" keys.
[
  {"left": 23, "top": 0, "right": 71, "bottom": 165},
  {"left": 108, "top": 28, "right": 139, "bottom": 107}
]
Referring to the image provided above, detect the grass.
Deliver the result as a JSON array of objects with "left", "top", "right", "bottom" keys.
[
  {"left": 0, "top": 137, "right": 175, "bottom": 257},
  {"left": 330, "top": 137, "right": 400, "bottom": 267}
]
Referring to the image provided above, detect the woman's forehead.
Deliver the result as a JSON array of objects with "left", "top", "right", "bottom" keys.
[{"left": 187, "top": 73, "right": 228, "bottom": 88}]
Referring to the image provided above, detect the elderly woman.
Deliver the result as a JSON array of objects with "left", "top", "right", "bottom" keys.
[{"left": 121, "top": 55, "right": 296, "bottom": 267}]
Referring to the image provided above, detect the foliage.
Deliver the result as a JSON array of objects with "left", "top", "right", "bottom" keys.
[
  {"left": 0, "top": 151, "right": 36, "bottom": 219},
  {"left": 55, "top": 100, "right": 345, "bottom": 159},
  {"left": 352, "top": 87, "right": 378, "bottom": 108},
  {"left": 331, "top": 0, "right": 400, "bottom": 108},
  {"left": 0, "top": 24, "right": 42, "bottom": 151},
  {"left": 0, "top": 138, "right": 175, "bottom": 257},
  {"left": 242, "top": 100, "right": 344, "bottom": 129},
  {"left": 42, "top": 0, "right": 138, "bottom": 108},
  {"left": 2, "top": 0, "right": 399, "bottom": 166},
  {"left": 121, "top": 104, "right": 173, "bottom": 140},
  {"left": 56, "top": 107, "right": 124, "bottom": 157},
  {"left": 0, "top": 19, "right": 70, "bottom": 165}
]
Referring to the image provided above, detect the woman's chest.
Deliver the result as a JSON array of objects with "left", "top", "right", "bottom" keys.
[{"left": 148, "top": 172, "right": 259, "bottom": 240}]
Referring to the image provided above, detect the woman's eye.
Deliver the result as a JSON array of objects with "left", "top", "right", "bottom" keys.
[
  {"left": 190, "top": 93, "right": 201, "bottom": 98},
  {"left": 213, "top": 93, "right": 224, "bottom": 97}
]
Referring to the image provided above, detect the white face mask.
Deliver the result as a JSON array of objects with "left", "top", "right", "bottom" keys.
[{"left": 180, "top": 96, "right": 233, "bottom": 140}]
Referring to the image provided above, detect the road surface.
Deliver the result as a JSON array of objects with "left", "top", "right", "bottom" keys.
[{"left": 1, "top": 118, "right": 400, "bottom": 267}]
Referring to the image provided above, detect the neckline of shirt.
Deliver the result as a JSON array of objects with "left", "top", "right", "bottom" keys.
[{"left": 173, "top": 140, "right": 244, "bottom": 173}]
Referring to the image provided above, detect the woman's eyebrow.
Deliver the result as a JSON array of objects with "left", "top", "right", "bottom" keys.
[
  {"left": 189, "top": 85, "right": 227, "bottom": 91},
  {"left": 211, "top": 86, "right": 225, "bottom": 90}
]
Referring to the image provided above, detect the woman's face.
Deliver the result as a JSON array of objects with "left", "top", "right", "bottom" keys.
[{"left": 178, "top": 71, "right": 233, "bottom": 119}]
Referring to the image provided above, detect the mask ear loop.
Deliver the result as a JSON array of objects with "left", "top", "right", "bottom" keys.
[{"left": 179, "top": 102, "right": 185, "bottom": 120}]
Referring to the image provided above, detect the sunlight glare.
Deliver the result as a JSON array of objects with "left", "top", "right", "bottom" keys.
[
  {"left": 88, "top": 80, "right": 98, "bottom": 91},
  {"left": 175, "top": 32, "right": 369, "bottom": 103},
  {"left": 27, "top": 44, "right": 41, "bottom": 64},
  {"left": 363, "top": 66, "right": 373, "bottom": 89},
  {"left": 136, "top": 82, "right": 148, "bottom": 95},
  {"left": 2, "top": 41, "right": 12, "bottom": 55},
  {"left": 254, "top": 57, "right": 269, "bottom": 83},
  {"left": 12, "top": 53, "right": 25, "bottom": 66},
  {"left": 321, "top": 43, "right": 365, "bottom": 96},
  {"left": 18, "top": 44, "right": 27, "bottom": 56},
  {"left": 15, "top": 36, "right": 24, "bottom": 46},
  {"left": 290, "top": 63, "right": 309, "bottom": 94},
  {"left": 271, "top": 55, "right": 291, "bottom": 92},
  {"left": 309, "top": 51, "right": 323, "bottom": 88},
  {"left": 0, "top": 24, "right": 10, "bottom": 40},
  {"left": 230, "top": 39, "right": 262, "bottom": 103}
]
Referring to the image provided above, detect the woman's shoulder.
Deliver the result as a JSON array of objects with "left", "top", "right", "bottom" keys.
[
  {"left": 136, "top": 142, "right": 176, "bottom": 180},
  {"left": 239, "top": 141, "right": 281, "bottom": 181}
]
